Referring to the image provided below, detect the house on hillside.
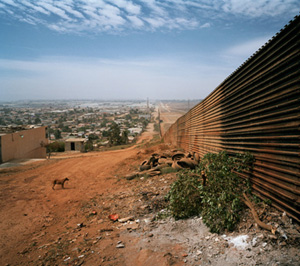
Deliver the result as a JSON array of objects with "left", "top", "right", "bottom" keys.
[
  {"left": 0, "top": 126, "right": 48, "bottom": 163},
  {"left": 128, "top": 127, "right": 143, "bottom": 136},
  {"left": 65, "top": 138, "right": 86, "bottom": 152}
]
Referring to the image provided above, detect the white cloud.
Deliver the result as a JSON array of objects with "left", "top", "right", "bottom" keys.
[
  {"left": 55, "top": 2, "right": 84, "bottom": 18},
  {"left": 20, "top": 1, "right": 50, "bottom": 15},
  {"left": 1, "top": 0, "right": 18, "bottom": 7},
  {"left": 200, "top": 22, "right": 210, "bottom": 28},
  {"left": 219, "top": 35, "right": 273, "bottom": 70},
  {"left": 226, "top": 36, "right": 271, "bottom": 57},
  {"left": 127, "top": 15, "right": 144, "bottom": 27},
  {"left": 47, "top": 24, "right": 68, "bottom": 32},
  {"left": 0, "top": 0, "right": 298, "bottom": 34},
  {"left": 221, "top": 0, "right": 299, "bottom": 17},
  {"left": 175, "top": 17, "right": 199, "bottom": 28},
  {"left": 38, "top": 1, "right": 71, "bottom": 20},
  {"left": 99, "top": 4, "right": 126, "bottom": 26},
  {"left": 140, "top": 0, "right": 167, "bottom": 16},
  {"left": 108, "top": 0, "right": 141, "bottom": 15},
  {"left": 144, "top": 17, "right": 166, "bottom": 29}
]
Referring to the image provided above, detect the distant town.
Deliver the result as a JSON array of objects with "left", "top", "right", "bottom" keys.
[
  {"left": 0, "top": 100, "right": 158, "bottom": 149},
  {"left": 0, "top": 99, "right": 200, "bottom": 164}
]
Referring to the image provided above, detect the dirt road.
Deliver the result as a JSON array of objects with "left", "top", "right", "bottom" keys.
[
  {"left": 0, "top": 122, "right": 299, "bottom": 266},
  {"left": 0, "top": 145, "right": 136, "bottom": 263},
  {"left": 0, "top": 123, "right": 168, "bottom": 265},
  {"left": 0, "top": 123, "right": 194, "bottom": 266},
  {"left": 159, "top": 102, "right": 185, "bottom": 136}
]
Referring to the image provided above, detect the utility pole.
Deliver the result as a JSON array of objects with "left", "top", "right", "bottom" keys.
[
  {"left": 147, "top": 97, "right": 150, "bottom": 120},
  {"left": 147, "top": 97, "right": 149, "bottom": 111}
]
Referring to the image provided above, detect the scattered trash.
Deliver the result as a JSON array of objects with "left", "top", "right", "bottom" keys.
[
  {"left": 144, "top": 218, "right": 151, "bottom": 224},
  {"left": 196, "top": 250, "right": 202, "bottom": 255},
  {"left": 64, "top": 256, "right": 71, "bottom": 261},
  {"left": 77, "top": 223, "right": 85, "bottom": 228},
  {"left": 251, "top": 237, "right": 258, "bottom": 247},
  {"left": 118, "top": 216, "right": 134, "bottom": 223},
  {"left": 281, "top": 211, "right": 289, "bottom": 225},
  {"left": 223, "top": 235, "right": 249, "bottom": 250},
  {"left": 108, "top": 214, "right": 119, "bottom": 221},
  {"left": 262, "top": 242, "right": 268, "bottom": 248},
  {"left": 125, "top": 151, "right": 200, "bottom": 180},
  {"left": 277, "top": 226, "right": 288, "bottom": 240},
  {"left": 124, "top": 221, "right": 139, "bottom": 230},
  {"left": 116, "top": 242, "right": 125, "bottom": 248}
]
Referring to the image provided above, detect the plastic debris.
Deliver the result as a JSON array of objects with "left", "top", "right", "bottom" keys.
[{"left": 108, "top": 214, "right": 119, "bottom": 221}]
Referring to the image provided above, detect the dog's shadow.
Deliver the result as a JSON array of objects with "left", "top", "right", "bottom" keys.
[{"left": 52, "top": 186, "right": 74, "bottom": 190}]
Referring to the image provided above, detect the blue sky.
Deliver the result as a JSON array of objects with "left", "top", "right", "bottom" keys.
[{"left": 0, "top": 0, "right": 299, "bottom": 101}]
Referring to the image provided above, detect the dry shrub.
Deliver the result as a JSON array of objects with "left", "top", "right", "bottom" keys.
[
  {"left": 143, "top": 147, "right": 155, "bottom": 154},
  {"left": 158, "top": 143, "right": 170, "bottom": 151}
]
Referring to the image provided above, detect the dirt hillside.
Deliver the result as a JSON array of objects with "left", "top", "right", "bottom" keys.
[
  {"left": 0, "top": 124, "right": 182, "bottom": 265},
  {"left": 0, "top": 123, "right": 299, "bottom": 266}
]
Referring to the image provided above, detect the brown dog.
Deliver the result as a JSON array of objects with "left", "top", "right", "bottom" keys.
[{"left": 52, "top": 178, "right": 69, "bottom": 190}]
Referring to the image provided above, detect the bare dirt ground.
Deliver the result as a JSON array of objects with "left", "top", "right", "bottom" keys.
[
  {"left": 159, "top": 100, "right": 201, "bottom": 135},
  {"left": 0, "top": 123, "right": 299, "bottom": 266},
  {"left": 159, "top": 103, "right": 185, "bottom": 136}
]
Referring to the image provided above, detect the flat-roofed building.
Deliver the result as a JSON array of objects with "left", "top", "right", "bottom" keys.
[
  {"left": 0, "top": 126, "right": 48, "bottom": 163},
  {"left": 65, "top": 138, "right": 86, "bottom": 152}
]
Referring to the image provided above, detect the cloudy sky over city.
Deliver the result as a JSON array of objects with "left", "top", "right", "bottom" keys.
[{"left": 0, "top": 0, "right": 299, "bottom": 101}]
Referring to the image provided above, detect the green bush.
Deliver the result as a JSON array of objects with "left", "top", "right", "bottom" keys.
[
  {"left": 167, "top": 151, "right": 254, "bottom": 233},
  {"left": 153, "top": 122, "right": 160, "bottom": 132},
  {"left": 167, "top": 170, "right": 202, "bottom": 219},
  {"left": 46, "top": 141, "right": 65, "bottom": 152},
  {"left": 84, "top": 140, "right": 93, "bottom": 152},
  {"left": 160, "top": 167, "right": 178, "bottom": 175},
  {"left": 199, "top": 151, "right": 254, "bottom": 233}
]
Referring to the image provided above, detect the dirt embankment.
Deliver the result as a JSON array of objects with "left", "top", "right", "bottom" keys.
[
  {"left": 0, "top": 124, "right": 299, "bottom": 266},
  {"left": 0, "top": 124, "right": 181, "bottom": 266},
  {"left": 0, "top": 147, "right": 138, "bottom": 265}
]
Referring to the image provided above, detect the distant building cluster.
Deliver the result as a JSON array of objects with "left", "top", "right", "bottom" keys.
[{"left": 0, "top": 100, "right": 154, "bottom": 161}]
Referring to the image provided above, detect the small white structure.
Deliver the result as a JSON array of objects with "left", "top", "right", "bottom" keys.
[
  {"left": 128, "top": 127, "right": 143, "bottom": 135},
  {"left": 65, "top": 138, "right": 86, "bottom": 152}
]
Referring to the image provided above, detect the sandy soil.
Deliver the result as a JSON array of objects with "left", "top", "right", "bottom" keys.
[
  {"left": 0, "top": 123, "right": 299, "bottom": 266},
  {"left": 159, "top": 103, "right": 185, "bottom": 136},
  {"left": 0, "top": 124, "right": 179, "bottom": 266}
]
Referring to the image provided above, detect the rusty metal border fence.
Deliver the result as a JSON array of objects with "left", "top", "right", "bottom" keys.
[{"left": 163, "top": 15, "right": 300, "bottom": 221}]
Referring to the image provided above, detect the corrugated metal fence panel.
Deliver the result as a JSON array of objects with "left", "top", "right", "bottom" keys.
[{"left": 163, "top": 16, "right": 300, "bottom": 221}]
